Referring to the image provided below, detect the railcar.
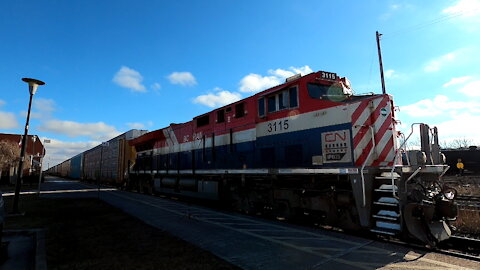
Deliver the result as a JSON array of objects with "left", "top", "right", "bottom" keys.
[
  {"left": 128, "top": 70, "right": 457, "bottom": 246},
  {"left": 81, "top": 129, "right": 146, "bottom": 185},
  {"left": 443, "top": 147, "right": 480, "bottom": 175}
]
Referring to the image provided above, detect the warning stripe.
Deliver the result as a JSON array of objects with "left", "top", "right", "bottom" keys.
[
  {"left": 351, "top": 99, "right": 371, "bottom": 123},
  {"left": 353, "top": 97, "right": 388, "bottom": 147},
  {"left": 352, "top": 95, "right": 396, "bottom": 166},
  {"left": 372, "top": 135, "right": 395, "bottom": 166}
]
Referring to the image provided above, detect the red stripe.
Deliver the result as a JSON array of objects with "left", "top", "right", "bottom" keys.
[
  {"left": 371, "top": 138, "right": 394, "bottom": 166},
  {"left": 351, "top": 100, "right": 370, "bottom": 123},
  {"left": 355, "top": 140, "right": 373, "bottom": 166},
  {"left": 353, "top": 97, "right": 389, "bottom": 147},
  {"left": 373, "top": 113, "right": 392, "bottom": 145}
]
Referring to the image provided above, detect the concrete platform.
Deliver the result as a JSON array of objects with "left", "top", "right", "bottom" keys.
[{"left": 42, "top": 179, "right": 479, "bottom": 270}]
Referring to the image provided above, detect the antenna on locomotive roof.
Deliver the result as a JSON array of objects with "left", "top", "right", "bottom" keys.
[{"left": 376, "top": 31, "right": 387, "bottom": 95}]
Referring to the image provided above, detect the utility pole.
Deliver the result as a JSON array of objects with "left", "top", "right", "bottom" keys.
[{"left": 376, "top": 31, "right": 386, "bottom": 95}]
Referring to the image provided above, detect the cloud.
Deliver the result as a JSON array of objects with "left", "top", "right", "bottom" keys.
[
  {"left": 401, "top": 95, "right": 480, "bottom": 117},
  {"left": 22, "top": 98, "right": 57, "bottom": 119},
  {"left": 151, "top": 82, "right": 161, "bottom": 90},
  {"left": 38, "top": 120, "right": 121, "bottom": 141},
  {"left": 443, "top": 0, "right": 480, "bottom": 17},
  {"left": 0, "top": 111, "right": 18, "bottom": 129},
  {"left": 239, "top": 65, "right": 313, "bottom": 93},
  {"left": 400, "top": 94, "right": 480, "bottom": 144},
  {"left": 113, "top": 66, "right": 146, "bottom": 92},
  {"left": 458, "top": 80, "right": 480, "bottom": 96},
  {"left": 385, "top": 69, "right": 397, "bottom": 79},
  {"left": 126, "top": 122, "right": 145, "bottom": 129},
  {"left": 193, "top": 88, "right": 242, "bottom": 108},
  {"left": 443, "top": 76, "right": 473, "bottom": 87},
  {"left": 42, "top": 138, "right": 99, "bottom": 167},
  {"left": 424, "top": 51, "right": 457, "bottom": 72},
  {"left": 167, "top": 72, "right": 197, "bottom": 86},
  {"left": 434, "top": 113, "right": 480, "bottom": 144},
  {"left": 34, "top": 98, "right": 55, "bottom": 113}
]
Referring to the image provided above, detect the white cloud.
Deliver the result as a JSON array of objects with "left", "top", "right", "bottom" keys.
[
  {"left": 443, "top": 0, "right": 480, "bottom": 17},
  {"left": 126, "top": 122, "right": 145, "bottom": 129},
  {"left": 443, "top": 76, "right": 472, "bottom": 87},
  {"left": 385, "top": 69, "right": 396, "bottom": 78},
  {"left": 22, "top": 98, "right": 57, "bottom": 119},
  {"left": 113, "top": 66, "right": 146, "bottom": 92},
  {"left": 424, "top": 51, "right": 457, "bottom": 72},
  {"left": 400, "top": 94, "right": 480, "bottom": 145},
  {"left": 401, "top": 95, "right": 480, "bottom": 117},
  {"left": 151, "top": 82, "right": 161, "bottom": 90},
  {"left": 239, "top": 65, "right": 313, "bottom": 93},
  {"left": 193, "top": 89, "right": 242, "bottom": 108},
  {"left": 458, "top": 80, "right": 480, "bottom": 96},
  {"left": 167, "top": 72, "right": 197, "bottom": 86},
  {"left": 38, "top": 120, "right": 120, "bottom": 141},
  {"left": 34, "top": 98, "right": 55, "bottom": 113},
  {"left": 239, "top": 73, "right": 281, "bottom": 93},
  {"left": 0, "top": 111, "right": 18, "bottom": 129},
  {"left": 42, "top": 138, "right": 98, "bottom": 168},
  {"left": 435, "top": 113, "right": 480, "bottom": 144}
]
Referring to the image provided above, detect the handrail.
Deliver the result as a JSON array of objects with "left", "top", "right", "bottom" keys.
[
  {"left": 404, "top": 166, "right": 422, "bottom": 192},
  {"left": 390, "top": 123, "right": 423, "bottom": 198},
  {"left": 359, "top": 125, "right": 376, "bottom": 207}
]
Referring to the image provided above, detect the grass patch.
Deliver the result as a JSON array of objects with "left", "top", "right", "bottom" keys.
[{"left": 4, "top": 195, "right": 240, "bottom": 270}]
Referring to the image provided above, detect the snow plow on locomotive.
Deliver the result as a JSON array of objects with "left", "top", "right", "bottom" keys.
[{"left": 129, "top": 70, "right": 457, "bottom": 246}]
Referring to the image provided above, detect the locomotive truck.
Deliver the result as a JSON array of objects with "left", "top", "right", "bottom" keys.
[{"left": 128, "top": 70, "right": 457, "bottom": 246}]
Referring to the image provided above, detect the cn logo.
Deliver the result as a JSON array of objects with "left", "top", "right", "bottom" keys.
[{"left": 325, "top": 131, "right": 347, "bottom": 143}]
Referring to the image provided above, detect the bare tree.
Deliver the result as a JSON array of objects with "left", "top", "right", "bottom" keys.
[
  {"left": 446, "top": 137, "right": 474, "bottom": 149},
  {"left": 0, "top": 140, "right": 21, "bottom": 171}
]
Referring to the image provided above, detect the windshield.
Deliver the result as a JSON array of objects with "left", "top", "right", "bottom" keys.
[{"left": 307, "top": 83, "right": 347, "bottom": 102}]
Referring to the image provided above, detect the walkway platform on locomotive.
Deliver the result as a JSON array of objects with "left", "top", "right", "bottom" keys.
[{"left": 42, "top": 178, "right": 477, "bottom": 270}]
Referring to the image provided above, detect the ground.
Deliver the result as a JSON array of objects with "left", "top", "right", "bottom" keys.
[{"left": 3, "top": 194, "right": 240, "bottom": 270}]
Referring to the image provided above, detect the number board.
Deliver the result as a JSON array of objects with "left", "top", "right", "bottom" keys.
[
  {"left": 321, "top": 129, "right": 352, "bottom": 163},
  {"left": 320, "top": 71, "right": 337, "bottom": 81}
]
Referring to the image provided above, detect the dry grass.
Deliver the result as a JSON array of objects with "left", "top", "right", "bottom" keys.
[
  {"left": 3, "top": 195, "right": 240, "bottom": 270},
  {"left": 443, "top": 175, "right": 480, "bottom": 235}
]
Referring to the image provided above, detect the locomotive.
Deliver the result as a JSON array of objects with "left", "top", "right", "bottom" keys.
[{"left": 128, "top": 70, "right": 457, "bottom": 246}]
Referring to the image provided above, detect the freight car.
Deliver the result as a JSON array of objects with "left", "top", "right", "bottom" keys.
[
  {"left": 129, "top": 70, "right": 457, "bottom": 246},
  {"left": 46, "top": 129, "right": 146, "bottom": 185},
  {"left": 443, "top": 147, "right": 480, "bottom": 175}
]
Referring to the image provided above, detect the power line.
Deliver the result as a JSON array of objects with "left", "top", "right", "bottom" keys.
[{"left": 382, "top": 7, "right": 480, "bottom": 39}]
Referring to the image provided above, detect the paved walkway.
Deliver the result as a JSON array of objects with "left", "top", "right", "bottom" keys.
[{"left": 39, "top": 178, "right": 479, "bottom": 270}]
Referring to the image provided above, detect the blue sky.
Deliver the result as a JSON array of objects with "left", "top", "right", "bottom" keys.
[{"left": 1, "top": 0, "right": 479, "bottom": 167}]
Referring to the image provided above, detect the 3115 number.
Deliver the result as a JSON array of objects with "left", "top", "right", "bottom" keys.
[{"left": 267, "top": 120, "right": 289, "bottom": 133}]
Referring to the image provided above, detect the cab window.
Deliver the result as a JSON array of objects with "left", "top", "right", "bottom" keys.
[
  {"left": 266, "top": 86, "right": 298, "bottom": 113},
  {"left": 308, "top": 83, "right": 344, "bottom": 99}
]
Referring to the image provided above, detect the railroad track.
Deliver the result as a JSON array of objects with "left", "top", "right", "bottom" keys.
[
  {"left": 437, "top": 235, "right": 480, "bottom": 261},
  {"left": 455, "top": 195, "right": 480, "bottom": 207}
]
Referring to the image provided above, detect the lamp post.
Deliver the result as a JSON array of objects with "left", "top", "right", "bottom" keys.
[
  {"left": 37, "top": 139, "right": 50, "bottom": 196},
  {"left": 12, "top": 78, "right": 45, "bottom": 214}
]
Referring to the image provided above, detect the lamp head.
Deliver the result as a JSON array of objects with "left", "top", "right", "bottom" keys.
[{"left": 22, "top": 78, "right": 45, "bottom": 95}]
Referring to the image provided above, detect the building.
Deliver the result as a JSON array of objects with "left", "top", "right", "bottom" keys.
[{"left": 0, "top": 133, "right": 45, "bottom": 184}]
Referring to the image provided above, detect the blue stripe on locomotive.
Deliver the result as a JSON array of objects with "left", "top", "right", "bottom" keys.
[{"left": 147, "top": 123, "right": 354, "bottom": 171}]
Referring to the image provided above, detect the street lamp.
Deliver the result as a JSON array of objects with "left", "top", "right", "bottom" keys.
[
  {"left": 12, "top": 78, "right": 45, "bottom": 214},
  {"left": 37, "top": 139, "right": 50, "bottom": 196}
]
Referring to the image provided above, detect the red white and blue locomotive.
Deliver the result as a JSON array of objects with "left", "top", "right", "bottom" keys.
[{"left": 128, "top": 70, "right": 456, "bottom": 245}]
